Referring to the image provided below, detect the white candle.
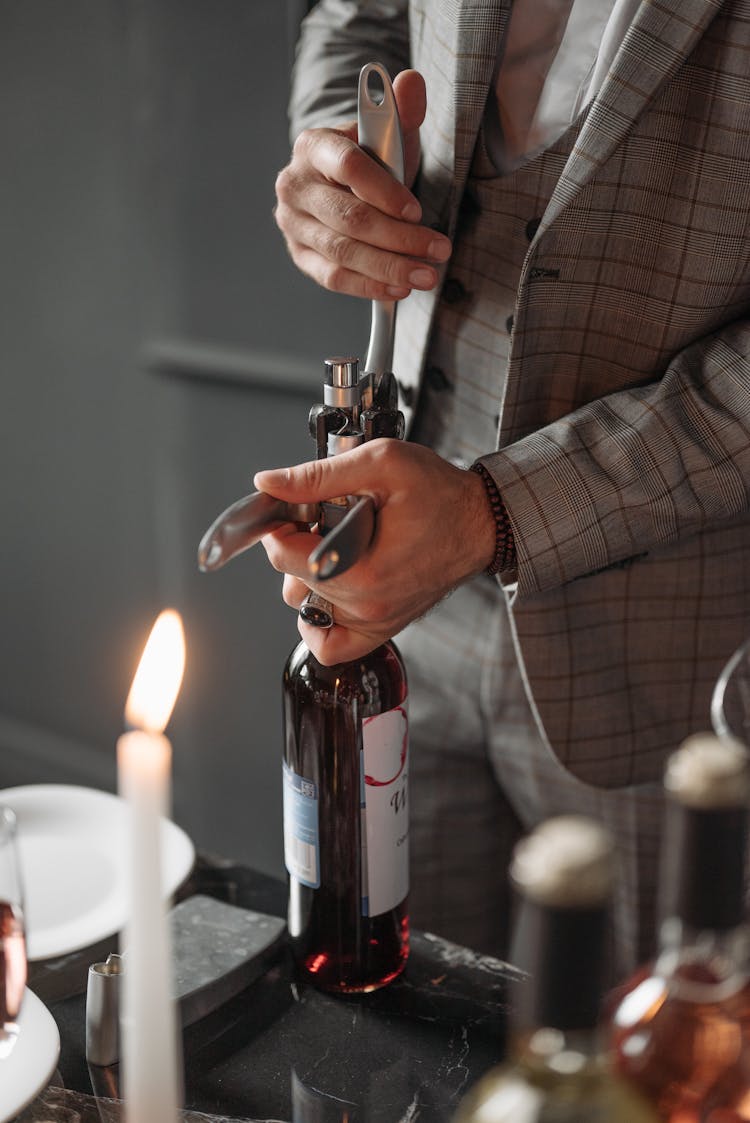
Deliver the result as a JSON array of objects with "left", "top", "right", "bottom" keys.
[{"left": 117, "top": 609, "right": 185, "bottom": 1123}]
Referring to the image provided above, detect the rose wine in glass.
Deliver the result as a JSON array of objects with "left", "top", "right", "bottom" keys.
[{"left": 0, "top": 807, "right": 27, "bottom": 1054}]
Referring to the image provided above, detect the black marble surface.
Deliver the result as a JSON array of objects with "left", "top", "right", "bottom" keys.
[{"left": 23, "top": 857, "right": 522, "bottom": 1122}]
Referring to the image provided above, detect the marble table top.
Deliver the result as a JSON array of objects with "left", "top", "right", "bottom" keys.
[{"left": 23, "top": 856, "right": 522, "bottom": 1122}]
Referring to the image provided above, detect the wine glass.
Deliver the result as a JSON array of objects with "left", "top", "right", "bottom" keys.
[
  {"left": 0, "top": 806, "right": 27, "bottom": 1058},
  {"left": 711, "top": 636, "right": 750, "bottom": 748}
]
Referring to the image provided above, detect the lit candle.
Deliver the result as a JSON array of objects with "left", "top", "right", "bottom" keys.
[{"left": 117, "top": 609, "right": 186, "bottom": 1123}]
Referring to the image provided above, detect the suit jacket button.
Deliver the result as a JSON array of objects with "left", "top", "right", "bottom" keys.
[
  {"left": 505, "top": 315, "right": 514, "bottom": 333},
  {"left": 525, "top": 216, "right": 542, "bottom": 241},
  {"left": 442, "top": 278, "right": 467, "bottom": 304},
  {"left": 425, "top": 365, "right": 451, "bottom": 391}
]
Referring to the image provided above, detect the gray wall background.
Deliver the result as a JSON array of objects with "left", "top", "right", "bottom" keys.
[{"left": 0, "top": 0, "right": 369, "bottom": 879}]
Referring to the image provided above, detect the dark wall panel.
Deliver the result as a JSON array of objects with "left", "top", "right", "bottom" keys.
[{"left": 0, "top": 0, "right": 370, "bottom": 878}]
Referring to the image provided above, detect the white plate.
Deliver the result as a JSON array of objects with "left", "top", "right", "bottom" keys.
[
  {"left": 0, "top": 784, "right": 195, "bottom": 961},
  {"left": 0, "top": 988, "right": 60, "bottom": 1123}
]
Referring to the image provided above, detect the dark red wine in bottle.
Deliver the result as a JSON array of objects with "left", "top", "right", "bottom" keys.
[{"left": 282, "top": 638, "right": 409, "bottom": 993}]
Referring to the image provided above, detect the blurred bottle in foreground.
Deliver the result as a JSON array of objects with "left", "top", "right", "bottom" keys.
[
  {"left": 609, "top": 732, "right": 750, "bottom": 1120},
  {"left": 453, "top": 815, "right": 659, "bottom": 1122}
]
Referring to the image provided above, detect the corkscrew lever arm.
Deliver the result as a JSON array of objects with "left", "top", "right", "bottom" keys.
[
  {"left": 358, "top": 61, "right": 406, "bottom": 380},
  {"left": 308, "top": 495, "right": 375, "bottom": 579},
  {"left": 197, "top": 492, "right": 319, "bottom": 573},
  {"left": 197, "top": 490, "right": 375, "bottom": 579}
]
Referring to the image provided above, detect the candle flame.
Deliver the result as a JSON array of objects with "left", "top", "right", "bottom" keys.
[{"left": 125, "top": 610, "right": 186, "bottom": 734}]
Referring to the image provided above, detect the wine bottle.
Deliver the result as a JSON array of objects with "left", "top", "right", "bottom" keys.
[
  {"left": 280, "top": 349, "right": 410, "bottom": 993},
  {"left": 198, "top": 349, "right": 410, "bottom": 994},
  {"left": 609, "top": 732, "right": 750, "bottom": 1121},
  {"left": 453, "top": 816, "right": 660, "bottom": 1122},
  {"left": 282, "top": 637, "right": 409, "bottom": 993}
]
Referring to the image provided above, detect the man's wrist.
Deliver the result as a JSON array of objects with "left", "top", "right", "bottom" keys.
[{"left": 469, "top": 462, "right": 516, "bottom": 576}]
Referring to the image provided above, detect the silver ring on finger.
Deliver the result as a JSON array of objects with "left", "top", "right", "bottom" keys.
[{"left": 299, "top": 591, "right": 334, "bottom": 629}]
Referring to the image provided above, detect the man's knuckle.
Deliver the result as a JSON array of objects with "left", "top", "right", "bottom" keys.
[
  {"left": 292, "top": 129, "right": 315, "bottom": 161},
  {"left": 321, "top": 261, "right": 347, "bottom": 291},
  {"left": 283, "top": 236, "right": 304, "bottom": 268},
  {"left": 362, "top": 280, "right": 385, "bottom": 301},
  {"left": 263, "top": 543, "right": 284, "bottom": 573},
  {"left": 273, "top": 199, "right": 290, "bottom": 234},
  {"left": 368, "top": 436, "right": 398, "bottom": 466},
  {"left": 337, "top": 197, "right": 369, "bottom": 236},
  {"left": 321, "top": 229, "right": 351, "bottom": 265},
  {"left": 334, "top": 143, "right": 360, "bottom": 183},
  {"left": 274, "top": 165, "right": 292, "bottom": 201},
  {"left": 381, "top": 254, "right": 407, "bottom": 285},
  {"left": 302, "top": 459, "right": 326, "bottom": 490},
  {"left": 281, "top": 578, "right": 300, "bottom": 606}
]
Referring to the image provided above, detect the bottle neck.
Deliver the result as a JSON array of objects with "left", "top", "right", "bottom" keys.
[
  {"left": 660, "top": 800, "right": 747, "bottom": 933},
  {"left": 647, "top": 798, "right": 750, "bottom": 1004},
  {"left": 510, "top": 898, "right": 609, "bottom": 1036}
]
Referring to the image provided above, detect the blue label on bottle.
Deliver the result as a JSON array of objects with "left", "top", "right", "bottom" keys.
[{"left": 283, "top": 762, "right": 320, "bottom": 889}]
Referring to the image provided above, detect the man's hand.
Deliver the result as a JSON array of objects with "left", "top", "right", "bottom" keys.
[
  {"left": 274, "top": 69, "right": 452, "bottom": 302},
  {"left": 254, "top": 441, "right": 496, "bottom": 665}
]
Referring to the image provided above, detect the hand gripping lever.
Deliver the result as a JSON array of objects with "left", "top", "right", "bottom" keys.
[{"left": 197, "top": 63, "right": 405, "bottom": 628}]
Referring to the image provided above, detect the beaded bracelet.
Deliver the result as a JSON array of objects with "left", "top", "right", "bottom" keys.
[{"left": 469, "top": 461, "right": 516, "bottom": 576}]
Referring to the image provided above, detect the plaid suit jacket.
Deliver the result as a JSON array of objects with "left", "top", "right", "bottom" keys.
[{"left": 291, "top": 0, "right": 750, "bottom": 787}]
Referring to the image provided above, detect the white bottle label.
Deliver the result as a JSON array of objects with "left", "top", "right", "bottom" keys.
[
  {"left": 360, "top": 700, "right": 409, "bottom": 917},
  {"left": 283, "top": 762, "right": 320, "bottom": 889}
]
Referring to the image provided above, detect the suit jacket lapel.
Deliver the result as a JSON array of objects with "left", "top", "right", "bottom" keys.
[
  {"left": 420, "top": 0, "right": 510, "bottom": 232},
  {"left": 540, "top": 0, "right": 725, "bottom": 230},
  {"left": 395, "top": 0, "right": 509, "bottom": 416},
  {"left": 452, "top": 0, "right": 510, "bottom": 185},
  {"left": 427, "top": 0, "right": 724, "bottom": 235},
  {"left": 401, "top": 0, "right": 724, "bottom": 408}
]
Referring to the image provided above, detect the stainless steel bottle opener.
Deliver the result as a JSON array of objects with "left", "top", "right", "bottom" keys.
[{"left": 198, "top": 63, "right": 406, "bottom": 628}]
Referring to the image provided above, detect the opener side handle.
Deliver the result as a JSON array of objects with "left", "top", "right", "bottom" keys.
[
  {"left": 308, "top": 496, "right": 376, "bottom": 581},
  {"left": 197, "top": 492, "right": 318, "bottom": 573}
]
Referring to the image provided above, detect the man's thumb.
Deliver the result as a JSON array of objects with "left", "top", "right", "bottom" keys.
[
  {"left": 254, "top": 453, "right": 354, "bottom": 502},
  {"left": 393, "top": 69, "right": 426, "bottom": 188},
  {"left": 393, "top": 69, "right": 427, "bottom": 133}
]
